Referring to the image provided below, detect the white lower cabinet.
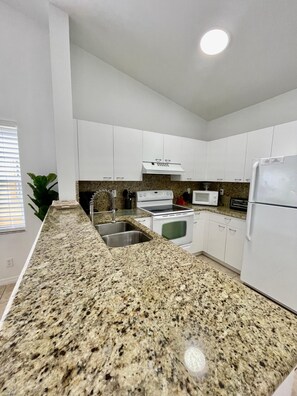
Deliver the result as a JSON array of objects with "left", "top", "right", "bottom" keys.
[
  {"left": 189, "top": 211, "right": 208, "bottom": 254},
  {"left": 205, "top": 213, "right": 246, "bottom": 271},
  {"left": 224, "top": 222, "right": 246, "bottom": 270},
  {"left": 135, "top": 217, "right": 152, "bottom": 230},
  {"left": 207, "top": 219, "right": 226, "bottom": 261}
]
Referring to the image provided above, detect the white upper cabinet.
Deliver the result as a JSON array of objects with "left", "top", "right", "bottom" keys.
[
  {"left": 143, "top": 131, "right": 163, "bottom": 162},
  {"left": 163, "top": 134, "right": 182, "bottom": 163},
  {"left": 194, "top": 140, "right": 207, "bottom": 181},
  {"left": 206, "top": 138, "right": 227, "bottom": 181},
  {"left": 224, "top": 133, "right": 247, "bottom": 182},
  {"left": 271, "top": 120, "right": 297, "bottom": 157},
  {"left": 178, "top": 137, "right": 196, "bottom": 181},
  {"left": 142, "top": 131, "right": 181, "bottom": 163},
  {"left": 244, "top": 127, "right": 273, "bottom": 182},
  {"left": 77, "top": 120, "right": 113, "bottom": 181},
  {"left": 114, "top": 126, "right": 143, "bottom": 181}
]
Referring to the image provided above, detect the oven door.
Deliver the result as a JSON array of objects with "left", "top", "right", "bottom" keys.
[{"left": 152, "top": 212, "right": 194, "bottom": 246}]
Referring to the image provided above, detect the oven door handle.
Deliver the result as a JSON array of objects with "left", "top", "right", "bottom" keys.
[{"left": 153, "top": 212, "right": 194, "bottom": 220}]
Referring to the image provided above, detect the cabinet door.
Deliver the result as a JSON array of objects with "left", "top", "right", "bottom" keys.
[
  {"left": 271, "top": 120, "right": 297, "bottom": 157},
  {"left": 189, "top": 212, "right": 206, "bottom": 253},
  {"left": 225, "top": 221, "right": 245, "bottom": 271},
  {"left": 77, "top": 120, "right": 113, "bottom": 181},
  {"left": 194, "top": 140, "right": 207, "bottom": 181},
  {"left": 206, "top": 220, "right": 226, "bottom": 261},
  {"left": 206, "top": 138, "right": 227, "bottom": 181},
  {"left": 179, "top": 137, "right": 196, "bottom": 181},
  {"left": 143, "top": 131, "right": 163, "bottom": 162},
  {"left": 114, "top": 126, "right": 143, "bottom": 181},
  {"left": 163, "top": 134, "right": 182, "bottom": 163},
  {"left": 225, "top": 134, "right": 247, "bottom": 182},
  {"left": 244, "top": 127, "right": 273, "bottom": 182}
]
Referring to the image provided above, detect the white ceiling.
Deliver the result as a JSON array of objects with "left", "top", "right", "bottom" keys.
[{"left": 5, "top": 0, "right": 297, "bottom": 121}]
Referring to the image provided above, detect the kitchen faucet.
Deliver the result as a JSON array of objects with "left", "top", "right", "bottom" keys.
[{"left": 89, "top": 189, "right": 117, "bottom": 225}]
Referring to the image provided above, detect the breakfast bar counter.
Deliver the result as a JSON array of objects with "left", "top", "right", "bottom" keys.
[{"left": 0, "top": 206, "right": 296, "bottom": 395}]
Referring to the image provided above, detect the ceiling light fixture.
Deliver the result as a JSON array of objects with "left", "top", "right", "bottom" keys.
[{"left": 200, "top": 29, "right": 229, "bottom": 55}]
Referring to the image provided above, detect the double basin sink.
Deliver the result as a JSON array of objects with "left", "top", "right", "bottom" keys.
[{"left": 95, "top": 221, "right": 151, "bottom": 248}]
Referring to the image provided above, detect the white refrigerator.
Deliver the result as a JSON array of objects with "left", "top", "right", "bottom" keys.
[{"left": 241, "top": 154, "right": 297, "bottom": 313}]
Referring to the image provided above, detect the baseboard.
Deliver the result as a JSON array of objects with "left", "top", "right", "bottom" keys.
[
  {"left": 0, "top": 276, "right": 18, "bottom": 286},
  {"left": 200, "top": 252, "right": 240, "bottom": 275}
]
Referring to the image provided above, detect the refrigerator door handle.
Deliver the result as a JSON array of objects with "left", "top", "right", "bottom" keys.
[
  {"left": 249, "top": 160, "right": 259, "bottom": 202},
  {"left": 246, "top": 203, "right": 254, "bottom": 241}
]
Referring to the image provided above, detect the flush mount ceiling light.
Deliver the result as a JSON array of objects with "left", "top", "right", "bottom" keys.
[{"left": 200, "top": 29, "right": 229, "bottom": 55}]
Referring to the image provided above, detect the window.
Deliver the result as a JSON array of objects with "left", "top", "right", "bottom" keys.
[{"left": 0, "top": 122, "right": 25, "bottom": 232}]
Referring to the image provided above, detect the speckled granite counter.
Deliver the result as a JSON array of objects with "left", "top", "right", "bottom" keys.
[
  {"left": 1, "top": 206, "right": 296, "bottom": 395},
  {"left": 190, "top": 204, "right": 247, "bottom": 220}
]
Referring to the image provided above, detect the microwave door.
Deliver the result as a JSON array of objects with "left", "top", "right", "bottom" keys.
[{"left": 195, "top": 193, "right": 210, "bottom": 204}]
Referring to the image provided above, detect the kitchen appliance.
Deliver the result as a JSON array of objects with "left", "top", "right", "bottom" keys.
[
  {"left": 241, "top": 154, "right": 297, "bottom": 313},
  {"left": 136, "top": 190, "right": 194, "bottom": 250},
  {"left": 192, "top": 190, "right": 218, "bottom": 206},
  {"left": 229, "top": 197, "right": 248, "bottom": 212},
  {"left": 123, "top": 189, "right": 133, "bottom": 209},
  {"left": 142, "top": 161, "right": 184, "bottom": 175}
]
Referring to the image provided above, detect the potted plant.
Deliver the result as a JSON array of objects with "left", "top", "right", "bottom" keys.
[{"left": 27, "top": 173, "right": 58, "bottom": 221}]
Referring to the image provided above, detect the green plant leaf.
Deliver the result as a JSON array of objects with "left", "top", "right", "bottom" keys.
[
  {"left": 27, "top": 172, "right": 36, "bottom": 181},
  {"left": 47, "top": 173, "right": 57, "bottom": 184},
  {"left": 27, "top": 172, "right": 59, "bottom": 222}
]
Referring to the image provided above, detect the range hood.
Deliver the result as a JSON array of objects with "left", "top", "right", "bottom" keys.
[{"left": 142, "top": 161, "right": 184, "bottom": 175}]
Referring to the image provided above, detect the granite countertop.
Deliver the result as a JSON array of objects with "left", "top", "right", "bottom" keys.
[
  {"left": 0, "top": 206, "right": 296, "bottom": 395},
  {"left": 189, "top": 204, "right": 247, "bottom": 220}
]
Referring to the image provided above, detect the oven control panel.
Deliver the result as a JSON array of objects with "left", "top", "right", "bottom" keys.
[{"left": 137, "top": 190, "right": 173, "bottom": 202}]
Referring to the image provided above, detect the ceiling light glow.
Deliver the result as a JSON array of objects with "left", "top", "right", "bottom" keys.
[{"left": 200, "top": 29, "right": 229, "bottom": 55}]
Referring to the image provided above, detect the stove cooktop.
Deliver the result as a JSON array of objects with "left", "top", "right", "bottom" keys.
[{"left": 143, "top": 204, "right": 193, "bottom": 215}]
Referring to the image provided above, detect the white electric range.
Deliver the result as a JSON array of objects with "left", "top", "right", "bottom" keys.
[{"left": 136, "top": 190, "right": 194, "bottom": 250}]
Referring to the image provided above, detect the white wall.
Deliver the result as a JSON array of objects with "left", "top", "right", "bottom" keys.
[
  {"left": 207, "top": 88, "right": 297, "bottom": 140},
  {"left": 70, "top": 44, "right": 206, "bottom": 140},
  {"left": 0, "top": 2, "right": 56, "bottom": 284}
]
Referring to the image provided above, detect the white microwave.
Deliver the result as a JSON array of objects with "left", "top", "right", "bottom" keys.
[{"left": 192, "top": 190, "right": 219, "bottom": 206}]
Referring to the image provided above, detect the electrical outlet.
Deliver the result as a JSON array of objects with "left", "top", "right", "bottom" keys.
[
  {"left": 219, "top": 188, "right": 224, "bottom": 196},
  {"left": 6, "top": 257, "right": 14, "bottom": 268}
]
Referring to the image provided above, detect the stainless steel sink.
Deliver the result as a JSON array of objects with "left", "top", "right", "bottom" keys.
[
  {"left": 102, "top": 230, "right": 152, "bottom": 248},
  {"left": 95, "top": 221, "right": 136, "bottom": 236}
]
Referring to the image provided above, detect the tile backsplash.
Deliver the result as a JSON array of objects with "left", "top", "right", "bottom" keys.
[{"left": 79, "top": 175, "right": 249, "bottom": 213}]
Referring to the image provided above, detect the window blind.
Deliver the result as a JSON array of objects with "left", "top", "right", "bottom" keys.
[{"left": 0, "top": 123, "right": 25, "bottom": 232}]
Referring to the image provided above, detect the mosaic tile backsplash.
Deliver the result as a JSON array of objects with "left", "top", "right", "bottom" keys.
[{"left": 79, "top": 175, "right": 249, "bottom": 213}]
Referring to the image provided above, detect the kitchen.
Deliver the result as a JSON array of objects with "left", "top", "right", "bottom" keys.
[{"left": 1, "top": 0, "right": 297, "bottom": 394}]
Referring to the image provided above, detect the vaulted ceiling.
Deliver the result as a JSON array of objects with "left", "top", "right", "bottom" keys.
[{"left": 5, "top": 0, "right": 297, "bottom": 121}]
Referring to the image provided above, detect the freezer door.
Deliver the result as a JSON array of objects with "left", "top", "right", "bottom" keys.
[
  {"left": 251, "top": 155, "right": 297, "bottom": 207},
  {"left": 241, "top": 203, "right": 297, "bottom": 312}
]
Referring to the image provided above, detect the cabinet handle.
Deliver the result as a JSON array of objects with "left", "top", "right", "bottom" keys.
[
  {"left": 245, "top": 178, "right": 250, "bottom": 182},
  {"left": 218, "top": 225, "right": 225, "bottom": 230},
  {"left": 194, "top": 221, "right": 198, "bottom": 224},
  {"left": 234, "top": 178, "right": 242, "bottom": 181},
  {"left": 165, "top": 159, "right": 171, "bottom": 162},
  {"left": 187, "top": 178, "right": 192, "bottom": 180},
  {"left": 229, "top": 228, "right": 236, "bottom": 232},
  {"left": 217, "top": 178, "right": 223, "bottom": 181},
  {"left": 155, "top": 158, "right": 162, "bottom": 162},
  {"left": 116, "top": 177, "right": 124, "bottom": 180},
  {"left": 103, "top": 176, "right": 112, "bottom": 180}
]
